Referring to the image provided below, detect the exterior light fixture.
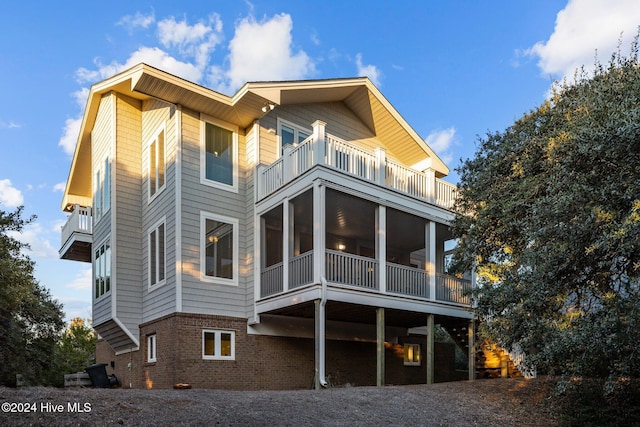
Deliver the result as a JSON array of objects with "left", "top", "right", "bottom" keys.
[
  {"left": 337, "top": 243, "right": 346, "bottom": 251},
  {"left": 261, "top": 102, "right": 275, "bottom": 113}
]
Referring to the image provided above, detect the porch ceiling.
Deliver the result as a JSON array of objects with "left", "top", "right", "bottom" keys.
[{"left": 267, "top": 300, "right": 468, "bottom": 329}]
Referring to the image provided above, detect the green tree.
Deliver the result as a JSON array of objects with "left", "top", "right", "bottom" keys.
[
  {"left": 452, "top": 43, "right": 640, "bottom": 388},
  {"left": 0, "top": 206, "right": 65, "bottom": 386},
  {"left": 53, "top": 317, "right": 97, "bottom": 385}
]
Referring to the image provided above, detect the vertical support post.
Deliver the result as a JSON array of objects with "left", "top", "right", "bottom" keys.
[
  {"left": 425, "top": 167, "right": 436, "bottom": 203},
  {"left": 283, "top": 144, "right": 294, "bottom": 183},
  {"left": 374, "top": 147, "right": 386, "bottom": 186},
  {"left": 256, "top": 164, "right": 266, "bottom": 200},
  {"left": 426, "top": 221, "right": 437, "bottom": 301},
  {"left": 376, "top": 205, "right": 386, "bottom": 293},
  {"left": 259, "top": 216, "right": 266, "bottom": 297},
  {"left": 313, "top": 181, "right": 326, "bottom": 285},
  {"left": 426, "top": 314, "right": 435, "bottom": 384},
  {"left": 312, "top": 120, "right": 326, "bottom": 166},
  {"left": 282, "top": 199, "right": 291, "bottom": 292},
  {"left": 468, "top": 319, "right": 476, "bottom": 381},
  {"left": 314, "top": 299, "right": 325, "bottom": 389},
  {"left": 376, "top": 307, "right": 385, "bottom": 387}
]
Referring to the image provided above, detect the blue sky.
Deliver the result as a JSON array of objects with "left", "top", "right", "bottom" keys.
[{"left": 1, "top": 0, "right": 639, "bottom": 322}]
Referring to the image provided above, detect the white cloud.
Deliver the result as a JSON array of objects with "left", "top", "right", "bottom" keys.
[
  {"left": 53, "top": 182, "right": 66, "bottom": 192},
  {"left": 56, "top": 295, "right": 92, "bottom": 323},
  {"left": 526, "top": 0, "right": 640, "bottom": 79},
  {"left": 157, "top": 14, "right": 224, "bottom": 69},
  {"left": 8, "top": 222, "right": 59, "bottom": 259},
  {"left": 0, "top": 120, "right": 21, "bottom": 129},
  {"left": 58, "top": 116, "right": 82, "bottom": 156},
  {"left": 425, "top": 128, "right": 456, "bottom": 164},
  {"left": 65, "top": 267, "right": 93, "bottom": 291},
  {"left": 117, "top": 10, "right": 156, "bottom": 32},
  {"left": 355, "top": 53, "right": 382, "bottom": 87},
  {"left": 212, "top": 13, "right": 315, "bottom": 93},
  {"left": 0, "top": 179, "right": 23, "bottom": 207}
]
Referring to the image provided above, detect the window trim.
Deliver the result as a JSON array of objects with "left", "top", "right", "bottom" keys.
[
  {"left": 200, "top": 114, "right": 239, "bottom": 193},
  {"left": 147, "top": 334, "right": 157, "bottom": 363},
  {"left": 200, "top": 211, "right": 239, "bottom": 286},
  {"left": 147, "top": 123, "right": 166, "bottom": 203},
  {"left": 94, "top": 237, "right": 111, "bottom": 300},
  {"left": 202, "top": 329, "right": 235, "bottom": 360},
  {"left": 93, "top": 157, "right": 111, "bottom": 223},
  {"left": 403, "top": 343, "right": 421, "bottom": 366},
  {"left": 277, "top": 118, "right": 312, "bottom": 157},
  {"left": 148, "top": 217, "right": 167, "bottom": 290}
]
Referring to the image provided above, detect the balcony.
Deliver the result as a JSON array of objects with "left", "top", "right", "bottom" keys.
[
  {"left": 256, "top": 120, "right": 457, "bottom": 210},
  {"left": 260, "top": 249, "right": 471, "bottom": 306},
  {"left": 59, "top": 205, "right": 92, "bottom": 263}
]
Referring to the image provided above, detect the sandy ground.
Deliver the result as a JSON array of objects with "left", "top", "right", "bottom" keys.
[{"left": 0, "top": 377, "right": 557, "bottom": 427}]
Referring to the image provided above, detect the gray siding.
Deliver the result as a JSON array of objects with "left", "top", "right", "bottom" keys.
[
  {"left": 141, "top": 99, "right": 178, "bottom": 322},
  {"left": 92, "top": 93, "right": 114, "bottom": 326},
  {"left": 113, "top": 94, "right": 143, "bottom": 343},
  {"left": 179, "top": 108, "right": 251, "bottom": 317}
]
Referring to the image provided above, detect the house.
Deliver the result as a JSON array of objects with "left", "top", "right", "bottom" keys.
[{"left": 59, "top": 63, "right": 475, "bottom": 389}]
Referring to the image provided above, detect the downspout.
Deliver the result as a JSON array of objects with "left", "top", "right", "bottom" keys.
[{"left": 318, "top": 276, "right": 328, "bottom": 388}]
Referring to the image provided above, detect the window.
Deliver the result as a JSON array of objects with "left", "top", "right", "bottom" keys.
[
  {"left": 278, "top": 119, "right": 311, "bottom": 155},
  {"left": 148, "top": 126, "right": 165, "bottom": 200},
  {"left": 94, "top": 240, "right": 111, "bottom": 299},
  {"left": 202, "top": 330, "right": 235, "bottom": 360},
  {"left": 93, "top": 157, "right": 111, "bottom": 221},
  {"left": 149, "top": 220, "right": 166, "bottom": 288},
  {"left": 147, "top": 334, "right": 157, "bottom": 363},
  {"left": 404, "top": 343, "right": 421, "bottom": 366},
  {"left": 201, "top": 212, "right": 238, "bottom": 285},
  {"left": 201, "top": 115, "right": 238, "bottom": 191}
]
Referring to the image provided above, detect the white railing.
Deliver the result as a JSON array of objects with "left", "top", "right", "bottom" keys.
[
  {"left": 325, "top": 135, "right": 378, "bottom": 181},
  {"left": 325, "top": 250, "right": 378, "bottom": 290},
  {"left": 259, "top": 249, "right": 470, "bottom": 306},
  {"left": 386, "top": 263, "right": 429, "bottom": 298},
  {"left": 256, "top": 122, "right": 457, "bottom": 210},
  {"left": 60, "top": 205, "right": 92, "bottom": 247},
  {"left": 436, "top": 273, "right": 471, "bottom": 305},
  {"left": 260, "top": 159, "right": 284, "bottom": 197},
  {"left": 289, "top": 251, "right": 314, "bottom": 289},
  {"left": 260, "top": 262, "right": 283, "bottom": 297},
  {"left": 289, "top": 136, "right": 315, "bottom": 177},
  {"left": 436, "top": 179, "right": 456, "bottom": 209},
  {"left": 508, "top": 343, "right": 537, "bottom": 378},
  {"left": 386, "top": 159, "right": 429, "bottom": 200}
]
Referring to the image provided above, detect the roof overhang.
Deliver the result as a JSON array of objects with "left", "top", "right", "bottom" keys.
[{"left": 62, "top": 64, "right": 449, "bottom": 211}]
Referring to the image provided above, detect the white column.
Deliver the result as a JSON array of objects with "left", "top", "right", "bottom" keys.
[
  {"left": 283, "top": 144, "right": 294, "bottom": 183},
  {"left": 374, "top": 147, "right": 386, "bottom": 186},
  {"left": 313, "top": 181, "right": 326, "bottom": 284},
  {"left": 426, "top": 221, "right": 437, "bottom": 300},
  {"left": 424, "top": 167, "right": 436, "bottom": 203},
  {"left": 312, "top": 120, "right": 327, "bottom": 166},
  {"left": 376, "top": 205, "right": 386, "bottom": 293},
  {"left": 282, "top": 199, "right": 290, "bottom": 292}
]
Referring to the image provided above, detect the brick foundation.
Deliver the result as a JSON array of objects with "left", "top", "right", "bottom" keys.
[{"left": 95, "top": 313, "right": 464, "bottom": 390}]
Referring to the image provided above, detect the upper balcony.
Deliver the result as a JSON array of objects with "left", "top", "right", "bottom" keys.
[
  {"left": 256, "top": 120, "right": 457, "bottom": 210},
  {"left": 59, "top": 205, "right": 92, "bottom": 263}
]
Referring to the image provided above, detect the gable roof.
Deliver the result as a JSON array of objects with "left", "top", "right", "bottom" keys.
[{"left": 62, "top": 63, "right": 449, "bottom": 210}]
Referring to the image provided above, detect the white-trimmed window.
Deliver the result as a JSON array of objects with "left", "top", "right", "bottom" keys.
[
  {"left": 147, "top": 334, "right": 157, "bottom": 363},
  {"left": 148, "top": 125, "right": 166, "bottom": 201},
  {"left": 201, "top": 115, "right": 238, "bottom": 192},
  {"left": 94, "top": 239, "right": 111, "bottom": 299},
  {"left": 404, "top": 343, "right": 421, "bottom": 366},
  {"left": 201, "top": 212, "right": 238, "bottom": 285},
  {"left": 93, "top": 157, "right": 111, "bottom": 221},
  {"left": 148, "top": 219, "right": 166, "bottom": 288},
  {"left": 202, "top": 330, "right": 235, "bottom": 360},
  {"left": 278, "top": 118, "right": 311, "bottom": 155}
]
